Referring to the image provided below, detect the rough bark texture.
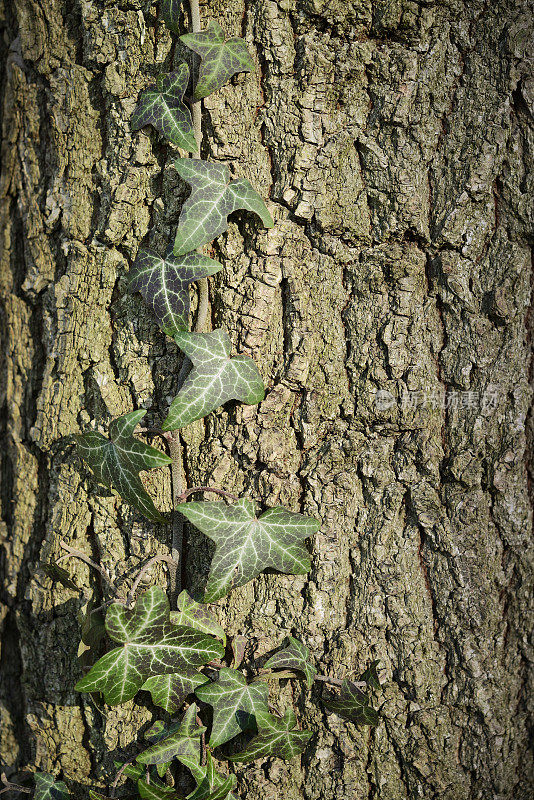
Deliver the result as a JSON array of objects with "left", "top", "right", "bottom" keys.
[{"left": 1, "top": 0, "right": 533, "bottom": 798}]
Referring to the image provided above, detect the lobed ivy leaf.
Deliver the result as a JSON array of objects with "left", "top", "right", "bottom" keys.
[
  {"left": 322, "top": 679, "right": 379, "bottom": 726},
  {"left": 171, "top": 590, "right": 227, "bottom": 645},
  {"left": 186, "top": 753, "right": 237, "bottom": 800},
  {"left": 137, "top": 704, "right": 204, "bottom": 767},
  {"left": 360, "top": 660, "right": 381, "bottom": 691},
  {"left": 161, "top": 0, "right": 182, "bottom": 34},
  {"left": 75, "top": 587, "right": 224, "bottom": 705},
  {"left": 264, "top": 636, "right": 317, "bottom": 688},
  {"left": 34, "top": 774, "right": 69, "bottom": 800},
  {"left": 138, "top": 779, "right": 180, "bottom": 800},
  {"left": 131, "top": 64, "right": 197, "bottom": 151},
  {"left": 180, "top": 497, "right": 319, "bottom": 602},
  {"left": 180, "top": 20, "right": 255, "bottom": 100},
  {"left": 142, "top": 668, "right": 209, "bottom": 714},
  {"left": 129, "top": 247, "right": 222, "bottom": 337},
  {"left": 172, "top": 159, "right": 273, "bottom": 256},
  {"left": 162, "top": 330, "right": 264, "bottom": 431},
  {"left": 227, "top": 709, "right": 312, "bottom": 763},
  {"left": 195, "top": 667, "right": 269, "bottom": 748},
  {"left": 76, "top": 410, "right": 172, "bottom": 523}
]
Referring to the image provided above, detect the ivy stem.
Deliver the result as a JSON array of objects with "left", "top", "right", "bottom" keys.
[
  {"left": 127, "top": 554, "right": 178, "bottom": 607},
  {"left": 57, "top": 541, "right": 119, "bottom": 596},
  {"left": 110, "top": 758, "right": 137, "bottom": 797},
  {"left": 176, "top": 486, "right": 240, "bottom": 503},
  {"left": 0, "top": 775, "right": 31, "bottom": 796}
]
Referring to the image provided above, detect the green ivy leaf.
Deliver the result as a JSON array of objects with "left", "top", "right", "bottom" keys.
[
  {"left": 195, "top": 667, "right": 269, "bottom": 748},
  {"left": 227, "top": 709, "right": 312, "bottom": 763},
  {"left": 77, "top": 410, "right": 172, "bottom": 523},
  {"left": 34, "top": 774, "right": 69, "bottom": 800},
  {"left": 180, "top": 21, "right": 255, "bottom": 100},
  {"left": 138, "top": 779, "right": 181, "bottom": 800},
  {"left": 129, "top": 247, "right": 222, "bottom": 337},
  {"left": 137, "top": 704, "right": 204, "bottom": 767},
  {"left": 322, "top": 679, "right": 379, "bottom": 726},
  {"left": 230, "top": 635, "right": 247, "bottom": 669},
  {"left": 180, "top": 498, "right": 319, "bottom": 602},
  {"left": 131, "top": 65, "right": 197, "bottom": 151},
  {"left": 360, "top": 660, "right": 380, "bottom": 691},
  {"left": 171, "top": 590, "right": 227, "bottom": 645},
  {"left": 142, "top": 669, "right": 209, "bottom": 714},
  {"left": 186, "top": 753, "right": 237, "bottom": 800},
  {"left": 172, "top": 159, "right": 273, "bottom": 256},
  {"left": 75, "top": 587, "right": 224, "bottom": 705},
  {"left": 161, "top": 0, "right": 182, "bottom": 34},
  {"left": 162, "top": 330, "right": 264, "bottom": 431},
  {"left": 264, "top": 636, "right": 317, "bottom": 688},
  {"left": 77, "top": 600, "right": 106, "bottom": 665}
]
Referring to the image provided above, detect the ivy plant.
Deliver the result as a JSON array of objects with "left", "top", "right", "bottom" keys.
[{"left": 20, "top": 3, "right": 383, "bottom": 800}]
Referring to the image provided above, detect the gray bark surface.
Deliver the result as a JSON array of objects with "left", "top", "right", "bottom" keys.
[{"left": 1, "top": 0, "right": 533, "bottom": 798}]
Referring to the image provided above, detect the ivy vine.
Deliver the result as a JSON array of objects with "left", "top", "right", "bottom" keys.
[{"left": 18, "top": 3, "right": 382, "bottom": 799}]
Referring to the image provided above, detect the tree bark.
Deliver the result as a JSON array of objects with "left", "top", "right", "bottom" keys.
[{"left": 1, "top": 0, "right": 533, "bottom": 798}]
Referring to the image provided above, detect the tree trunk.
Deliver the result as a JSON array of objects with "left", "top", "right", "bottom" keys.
[{"left": 1, "top": 0, "right": 532, "bottom": 798}]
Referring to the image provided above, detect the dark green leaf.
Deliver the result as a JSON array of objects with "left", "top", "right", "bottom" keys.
[
  {"left": 129, "top": 247, "right": 222, "bottom": 337},
  {"left": 195, "top": 667, "right": 269, "bottom": 748},
  {"left": 137, "top": 779, "right": 181, "bottom": 800},
  {"left": 180, "top": 21, "right": 255, "bottom": 100},
  {"left": 227, "top": 709, "right": 312, "bottom": 763},
  {"left": 75, "top": 587, "right": 224, "bottom": 705},
  {"left": 171, "top": 590, "right": 226, "bottom": 645},
  {"left": 77, "top": 600, "right": 106, "bottom": 664},
  {"left": 34, "top": 774, "right": 68, "bottom": 800},
  {"left": 142, "top": 668, "right": 209, "bottom": 713},
  {"left": 162, "top": 330, "right": 264, "bottom": 431},
  {"left": 137, "top": 704, "right": 204, "bottom": 767},
  {"left": 172, "top": 159, "right": 273, "bottom": 256},
  {"left": 230, "top": 635, "right": 247, "bottom": 669},
  {"left": 322, "top": 679, "right": 379, "bottom": 726},
  {"left": 360, "top": 660, "right": 380, "bottom": 691},
  {"left": 40, "top": 562, "right": 78, "bottom": 591},
  {"left": 186, "top": 753, "right": 237, "bottom": 800},
  {"left": 180, "top": 498, "right": 319, "bottom": 602},
  {"left": 161, "top": 0, "right": 182, "bottom": 34},
  {"left": 77, "top": 410, "right": 172, "bottom": 523},
  {"left": 131, "top": 65, "right": 197, "bottom": 151},
  {"left": 264, "top": 636, "right": 317, "bottom": 688}
]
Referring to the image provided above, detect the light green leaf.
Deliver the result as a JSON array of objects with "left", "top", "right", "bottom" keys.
[
  {"left": 172, "top": 159, "right": 273, "bottom": 256},
  {"left": 142, "top": 668, "right": 209, "bottom": 714},
  {"left": 195, "top": 667, "right": 269, "bottom": 748},
  {"left": 137, "top": 704, "right": 204, "bottom": 767},
  {"left": 131, "top": 65, "right": 197, "bottom": 151},
  {"left": 227, "top": 709, "right": 312, "bottom": 763},
  {"left": 162, "top": 330, "right": 264, "bottom": 431},
  {"left": 264, "top": 636, "right": 317, "bottom": 688},
  {"left": 180, "top": 498, "right": 319, "bottom": 602},
  {"left": 171, "top": 590, "right": 226, "bottom": 645},
  {"left": 34, "top": 774, "right": 68, "bottom": 800},
  {"left": 129, "top": 247, "right": 222, "bottom": 337},
  {"left": 77, "top": 410, "right": 172, "bottom": 523},
  {"left": 75, "top": 587, "right": 224, "bottom": 705},
  {"left": 322, "top": 679, "right": 379, "bottom": 726},
  {"left": 138, "top": 779, "right": 181, "bottom": 800},
  {"left": 180, "top": 20, "right": 255, "bottom": 100}
]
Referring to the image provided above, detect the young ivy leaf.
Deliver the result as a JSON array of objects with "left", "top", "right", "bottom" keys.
[
  {"left": 76, "top": 409, "right": 172, "bottom": 523},
  {"left": 322, "top": 679, "right": 379, "bottom": 726},
  {"left": 131, "top": 64, "right": 197, "bottom": 152},
  {"left": 231, "top": 635, "right": 247, "bottom": 669},
  {"left": 75, "top": 587, "right": 224, "bottom": 705},
  {"left": 264, "top": 636, "right": 317, "bottom": 688},
  {"left": 137, "top": 779, "right": 180, "bottom": 800},
  {"left": 137, "top": 703, "right": 204, "bottom": 767},
  {"left": 170, "top": 590, "right": 227, "bottom": 645},
  {"left": 180, "top": 498, "right": 319, "bottom": 602},
  {"left": 34, "top": 774, "right": 69, "bottom": 800},
  {"left": 227, "top": 709, "right": 312, "bottom": 763},
  {"left": 186, "top": 753, "right": 237, "bottom": 800},
  {"left": 180, "top": 20, "right": 255, "bottom": 100},
  {"left": 129, "top": 247, "right": 222, "bottom": 337},
  {"left": 360, "top": 659, "right": 381, "bottom": 691},
  {"left": 195, "top": 667, "right": 270, "bottom": 748},
  {"left": 142, "top": 668, "right": 209, "bottom": 714},
  {"left": 40, "top": 561, "right": 78, "bottom": 591},
  {"left": 162, "top": 330, "right": 264, "bottom": 431},
  {"left": 172, "top": 159, "right": 273, "bottom": 256}
]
